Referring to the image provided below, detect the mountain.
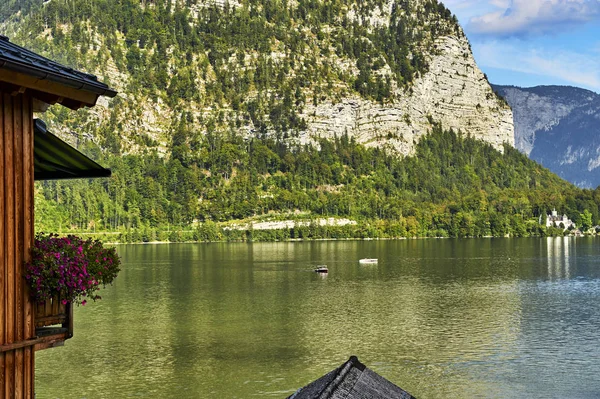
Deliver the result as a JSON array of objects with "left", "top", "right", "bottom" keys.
[
  {"left": 1, "top": 0, "right": 513, "bottom": 156},
  {"left": 492, "top": 85, "right": 600, "bottom": 188},
  {"left": 3, "top": 0, "right": 598, "bottom": 241}
]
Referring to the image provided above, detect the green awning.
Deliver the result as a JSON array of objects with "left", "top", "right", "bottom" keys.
[{"left": 34, "top": 119, "right": 111, "bottom": 180}]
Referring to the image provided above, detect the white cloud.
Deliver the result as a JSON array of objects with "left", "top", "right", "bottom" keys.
[
  {"left": 489, "top": 0, "right": 511, "bottom": 7},
  {"left": 442, "top": 0, "right": 501, "bottom": 22},
  {"left": 474, "top": 40, "right": 600, "bottom": 90},
  {"left": 467, "top": 0, "right": 600, "bottom": 36},
  {"left": 443, "top": 0, "right": 480, "bottom": 9}
]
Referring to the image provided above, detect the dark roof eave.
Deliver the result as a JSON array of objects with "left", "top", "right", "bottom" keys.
[
  {"left": 33, "top": 119, "right": 112, "bottom": 181},
  {"left": 34, "top": 169, "right": 112, "bottom": 180},
  {"left": 0, "top": 58, "right": 117, "bottom": 98}
]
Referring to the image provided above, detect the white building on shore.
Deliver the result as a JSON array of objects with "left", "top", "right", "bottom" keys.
[{"left": 545, "top": 208, "right": 575, "bottom": 230}]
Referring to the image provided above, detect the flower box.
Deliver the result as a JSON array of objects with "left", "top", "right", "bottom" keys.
[
  {"left": 34, "top": 296, "right": 70, "bottom": 328},
  {"left": 25, "top": 234, "right": 120, "bottom": 306},
  {"left": 25, "top": 234, "right": 120, "bottom": 345}
]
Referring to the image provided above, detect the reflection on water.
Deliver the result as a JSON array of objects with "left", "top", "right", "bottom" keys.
[
  {"left": 35, "top": 239, "right": 600, "bottom": 398},
  {"left": 546, "top": 237, "right": 573, "bottom": 280}
]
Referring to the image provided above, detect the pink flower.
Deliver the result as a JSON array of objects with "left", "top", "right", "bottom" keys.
[{"left": 26, "top": 233, "right": 120, "bottom": 306}]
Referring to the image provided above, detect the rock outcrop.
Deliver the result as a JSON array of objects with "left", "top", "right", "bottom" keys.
[
  {"left": 3, "top": 0, "right": 514, "bottom": 158},
  {"left": 303, "top": 34, "right": 514, "bottom": 155}
]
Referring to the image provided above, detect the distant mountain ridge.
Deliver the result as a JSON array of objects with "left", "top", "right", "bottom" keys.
[{"left": 493, "top": 84, "right": 600, "bottom": 188}]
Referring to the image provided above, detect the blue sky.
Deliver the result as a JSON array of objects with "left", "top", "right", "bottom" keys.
[{"left": 444, "top": 0, "right": 600, "bottom": 92}]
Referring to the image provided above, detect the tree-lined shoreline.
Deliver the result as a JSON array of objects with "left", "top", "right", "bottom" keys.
[{"left": 36, "top": 127, "right": 600, "bottom": 243}]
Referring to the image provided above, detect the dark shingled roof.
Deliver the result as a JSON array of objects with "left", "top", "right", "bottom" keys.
[
  {"left": 0, "top": 35, "right": 117, "bottom": 98},
  {"left": 34, "top": 119, "right": 111, "bottom": 180},
  {"left": 288, "top": 356, "right": 416, "bottom": 399}
]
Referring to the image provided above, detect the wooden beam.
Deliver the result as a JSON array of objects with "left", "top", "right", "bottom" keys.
[
  {"left": 10, "top": 87, "right": 26, "bottom": 96},
  {"left": 33, "top": 336, "right": 67, "bottom": 352},
  {"left": 29, "top": 91, "right": 61, "bottom": 107},
  {"left": 0, "top": 92, "right": 5, "bottom": 348},
  {"left": 23, "top": 96, "right": 34, "bottom": 399},
  {"left": 22, "top": 96, "right": 34, "bottom": 339},
  {"left": 0, "top": 331, "right": 69, "bottom": 353},
  {"left": 4, "top": 93, "right": 15, "bottom": 349},
  {"left": 60, "top": 98, "right": 87, "bottom": 110},
  {"left": 3, "top": 89, "right": 16, "bottom": 399},
  {"left": 14, "top": 92, "right": 24, "bottom": 399},
  {"left": 0, "top": 90, "right": 5, "bottom": 395},
  {"left": 0, "top": 69, "right": 98, "bottom": 108},
  {"left": 0, "top": 91, "right": 36, "bottom": 397},
  {"left": 15, "top": 96, "right": 23, "bottom": 338},
  {"left": 31, "top": 98, "right": 49, "bottom": 113},
  {"left": 23, "top": 95, "right": 35, "bottom": 399},
  {"left": 24, "top": 348, "right": 32, "bottom": 399},
  {"left": 0, "top": 339, "right": 38, "bottom": 353}
]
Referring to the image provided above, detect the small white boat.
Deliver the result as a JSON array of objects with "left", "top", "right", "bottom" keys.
[{"left": 359, "top": 258, "right": 378, "bottom": 264}]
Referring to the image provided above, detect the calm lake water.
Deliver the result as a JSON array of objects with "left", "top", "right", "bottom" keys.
[{"left": 36, "top": 238, "right": 600, "bottom": 398}]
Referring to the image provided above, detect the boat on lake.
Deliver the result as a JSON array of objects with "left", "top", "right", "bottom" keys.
[
  {"left": 359, "top": 258, "right": 378, "bottom": 264},
  {"left": 314, "top": 266, "right": 328, "bottom": 273}
]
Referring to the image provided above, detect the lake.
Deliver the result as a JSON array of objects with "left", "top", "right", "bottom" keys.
[{"left": 36, "top": 238, "right": 600, "bottom": 398}]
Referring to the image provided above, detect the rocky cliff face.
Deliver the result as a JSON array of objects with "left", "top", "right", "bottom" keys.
[
  {"left": 2, "top": 0, "right": 514, "bottom": 157},
  {"left": 494, "top": 85, "right": 600, "bottom": 188},
  {"left": 304, "top": 34, "right": 513, "bottom": 155}
]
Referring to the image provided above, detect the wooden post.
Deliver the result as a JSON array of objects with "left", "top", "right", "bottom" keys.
[{"left": 0, "top": 91, "right": 36, "bottom": 398}]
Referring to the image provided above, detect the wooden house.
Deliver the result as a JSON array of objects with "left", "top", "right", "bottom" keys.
[
  {"left": 288, "top": 356, "right": 416, "bottom": 399},
  {"left": 0, "top": 35, "right": 116, "bottom": 397}
]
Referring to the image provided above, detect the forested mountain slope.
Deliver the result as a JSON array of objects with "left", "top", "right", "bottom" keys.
[
  {"left": 3, "top": 0, "right": 598, "bottom": 241},
  {"left": 2, "top": 0, "right": 512, "bottom": 155},
  {"left": 493, "top": 85, "right": 600, "bottom": 189},
  {"left": 31, "top": 125, "right": 600, "bottom": 240}
]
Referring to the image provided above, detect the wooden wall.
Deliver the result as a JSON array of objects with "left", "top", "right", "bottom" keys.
[{"left": 0, "top": 91, "right": 35, "bottom": 398}]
